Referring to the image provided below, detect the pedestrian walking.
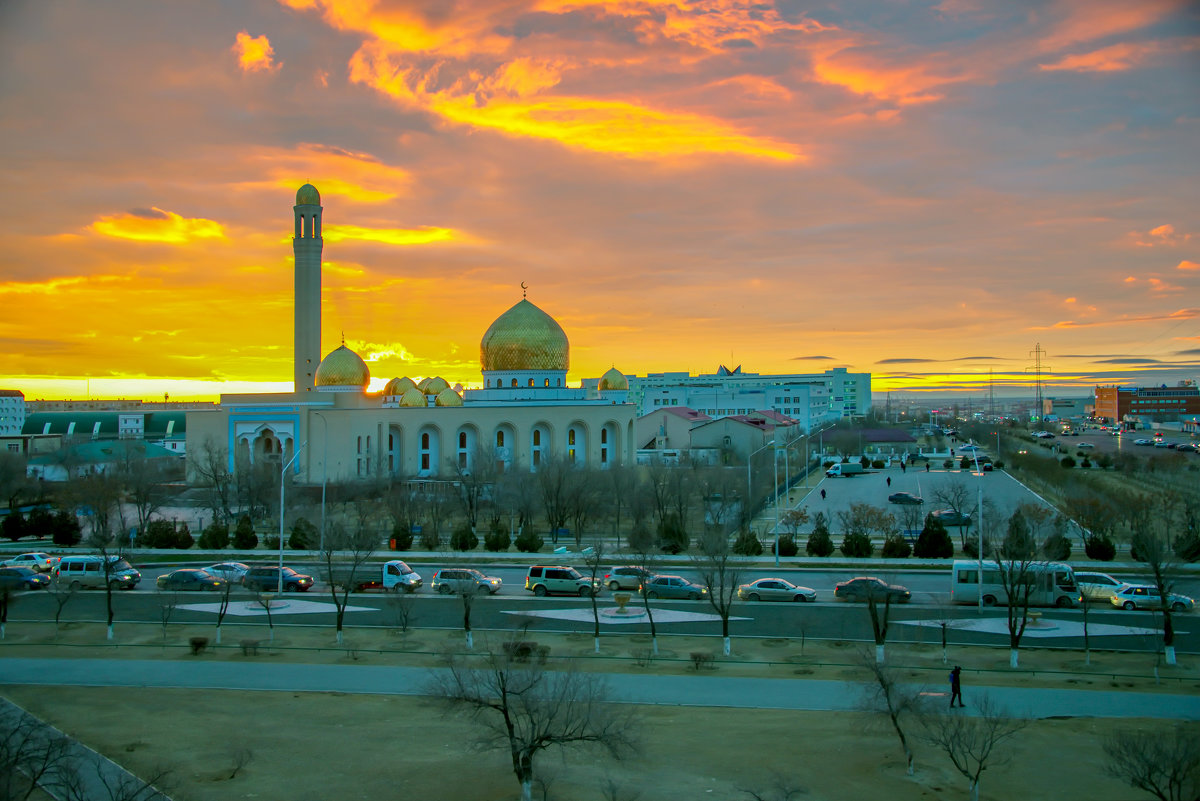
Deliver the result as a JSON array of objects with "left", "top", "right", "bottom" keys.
[
  {"left": 900, "top": 462, "right": 906, "bottom": 473},
  {"left": 820, "top": 488, "right": 826, "bottom": 500},
  {"left": 925, "top": 462, "right": 930, "bottom": 472},
  {"left": 886, "top": 476, "right": 892, "bottom": 487},
  {"left": 949, "top": 665, "right": 964, "bottom": 707}
]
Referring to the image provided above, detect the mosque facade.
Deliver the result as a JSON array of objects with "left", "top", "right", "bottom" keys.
[{"left": 185, "top": 185, "right": 635, "bottom": 485}]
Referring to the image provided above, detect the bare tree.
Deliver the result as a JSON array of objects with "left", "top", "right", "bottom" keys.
[
  {"left": 320, "top": 509, "right": 379, "bottom": 645},
  {"left": 628, "top": 520, "right": 661, "bottom": 655},
  {"left": 55, "top": 754, "right": 172, "bottom": 801},
  {"left": 1131, "top": 498, "right": 1186, "bottom": 666},
  {"left": 0, "top": 586, "right": 14, "bottom": 640},
  {"left": 429, "top": 638, "right": 639, "bottom": 801},
  {"left": 46, "top": 580, "right": 77, "bottom": 639},
  {"left": 0, "top": 451, "right": 32, "bottom": 513},
  {"left": 448, "top": 445, "right": 499, "bottom": 535},
  {"left": 604, "top": 464, "right": 636, "bottom": 550},
  {"left": 119, "top": 451, "right": 172, "bottom": 534},
  {"left": 458, "top": 584, "right": 488, "bottom": 650},
  {"left": 1103, "top": 724, "right": 1200, "bottom": 801},
  {"left": 386, "top": 591, "right": 415, "bottom": 635},
  {"left": 920, "top": 694, "right": 1027, "bottom": 801},
  {"left": 65, "top": 472, "right": 127, "bottom": 641},
  {"left": 932, "top": 480, "right": 973, "bottom": 548},
  {"left": 213, "top": 573, "right": 237, "bottom": 645},
  {"left": 157, "top": 591, "right": 178, "bottom": 644},
  {"left": 739, "top": 772, "right": 807, "bottom": 801},
  {"left": 191, "top": 437, "right": 234, "bottom": 526},
  {"left": 694, "top": 527, "right": 741, "bottom": 655},
  {"left": 566, "top": 467, "right": 601, "bottom": 548},
  {"left": 863, "top": 578, "right": 899, "bottom": 664},
  {"left": 0, "top": 701, "right": 77, "bottom": 801},
  {"left": 858, "top": 653, "right": 927, "bottom": 775},
  {"left": 582, "top": 537, "right": 610, "bottom": 653},
  {"left": 984, "top": 506, "right": 1055, "bottom": 669}
]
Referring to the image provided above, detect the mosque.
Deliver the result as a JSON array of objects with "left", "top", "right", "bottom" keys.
[{"left": 185, "top": 184, "right": 635, "bottom": 484}]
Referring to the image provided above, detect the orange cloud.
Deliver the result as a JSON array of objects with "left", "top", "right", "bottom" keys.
[
  {"left": 0, "top": 275, "right": 131, "bottom": 295},
  {"left": 233, "top": 31, "right": 280, "bottom": 73},
  {"left": 811, "top": 49, "right": 970, "bottom": 105},
  {"left": 1036, "top": 0, "right": 1184, "bottom": 53},
  {"left": 1179, "top": 260, "right": 1199, "bottom": 271},
  {"left": 322, "top": 225, "right": 464, "bottom": 245},
  {"left": 1127, "top": 223, "right": 1193, "bottom": 247},
  {"left": 88, "top": 208, "right": 226, "bottom": 244},
  {"left": 1039, "top": 38, "right": 1198, "bottom": 73},
  {"left": 1040, "top": 307, "right": 1199, "bottom": 329},
  {"left": 348, "top": 45, "right": 799, "bottom": 161},
  {"left": 1147, "top": 277, "right": 1182, "bottom": 293},
  {"left": 232, "top": 143, "right": 410, "bottom": 203}
]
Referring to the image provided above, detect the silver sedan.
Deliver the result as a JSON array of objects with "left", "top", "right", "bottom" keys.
[{"left": 737, "top": 578, "right": 817, "bottom": 603}]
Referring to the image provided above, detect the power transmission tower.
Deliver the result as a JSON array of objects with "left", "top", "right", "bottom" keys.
[{"left": 1026, "top": 343, "right": 1051, "bottom": 425}]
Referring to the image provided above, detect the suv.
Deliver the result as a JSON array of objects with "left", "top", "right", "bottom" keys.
[
  {"left": 53, "top": 556, "right": 141, "bottom": 590},
  {"left": 431, "top": 568, "right": 502, "bottom": 595},
  {"left": 241, "top": 566, "right": 314, "bottom": 592},
  {"left": 525, "top": 565, "right": 597, "bottom": 597},
  {"left": 604, "top": 566, "right": 652, "bottom": 591}
]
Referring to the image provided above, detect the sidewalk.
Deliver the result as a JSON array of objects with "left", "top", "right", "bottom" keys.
[{"left": 2, "top": 658, "right": 1197, "bottom": 720}]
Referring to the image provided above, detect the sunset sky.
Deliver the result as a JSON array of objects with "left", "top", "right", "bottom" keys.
[{"left": 1, "top": 0, "right": 1197, "bottom": 402}]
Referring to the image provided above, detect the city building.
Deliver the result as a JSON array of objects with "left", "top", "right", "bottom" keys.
[
  {"left": 1042, "top": 396, "right": 1090, "bottom": 420},
  {"left": 0, "top": 390, "right": 25, "bottom": 440},
  {"left": 185, "top": 185, "right": 636, "bottom": 485},
  {"left": 623, "top": 365, "right": 870, "bottom": 428},
  {"left": 1094, "top": 382, "right": 1200, "bottom": 424}
]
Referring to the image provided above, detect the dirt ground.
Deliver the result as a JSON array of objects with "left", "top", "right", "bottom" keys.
[{"left": 3, "top": 622, "right": 1199, "bottom": 801}]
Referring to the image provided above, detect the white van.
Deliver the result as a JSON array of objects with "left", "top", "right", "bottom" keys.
[{"left": 53, "top": 555, "right": 141, "bottom": 590}]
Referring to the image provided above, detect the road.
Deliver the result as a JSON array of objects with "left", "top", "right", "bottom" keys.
[{"left": 9, "top": 585, "right": 1197, "bottom": 654}]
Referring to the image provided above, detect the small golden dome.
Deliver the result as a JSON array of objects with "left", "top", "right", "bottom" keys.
[
  {"left": 398, "top": 387, "right": 427, "bottom": 407},
  {"left": 598, "top": 367, "right": 628, "bottom": 391},
  {"left": 423, "top": 376, "right": 450, "bottom": 395},
  {"left": 480, "top": 299, "right": 569, "bottom": 372},
  {"left": 296, "top": 183, "right": 321, "bottom": 206},
  {"left": 315, "top": 344, "right": 369, "bottom": 389},
  {"left": 384, "top": 376, "right": 417, "bottom": 395},
  {"left": 416, "top": 377, "right": 431, "bottom": 393},
  {"left": 434, "top": 387, "right": 463, "bottom": 406}
]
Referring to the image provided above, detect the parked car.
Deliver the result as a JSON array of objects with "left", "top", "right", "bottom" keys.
[
  {"left": 241, "top": 566, "right": 314, "bottom": 592},
  {"left": 205, "top": 562, "right": 251, "bottom": 582},
  {"left": 1110, "top": 585, "right": 1194, "bottom": 613},
  {"left": 834, "top": 576, "right": 911, "bottom": 603},
  {"left": 1134, "top": 438, "right": 1153, "bottom": 446},
  {"left": 1074, "top": 571, "right": 1129, "bottom": 602},
  {"left": 887, "top": 492, "right": 923, "bottom": 505},
  {"left": 737, "top": 578, "right": 817, "bottom": 603},
  {"left": 431, "top": 568, "right": 502, "bottom": 595},
  {"left": 0, "top": 552, "right": 59, "bottom": 572},
  {"left": 931, "top": 509, "right": 972, "bottom": 526},
  {"left": 156, "top": 569, "right": 227, "bottom": 592},
  {"left": 959, "top": 444, "right": 980, "bottom": 452},
  {"left": 641, "top": 574, "right": 707, "bottom": 600},
  {"left": 604, "top": 566, "right": 653, "bottom": 591},
  {"left": 1077, "top": 442, "right": 1095, "bottom": 449},
  {"left": 524, "top": 565, "right": 597, "bottom": 597},
  {"left": 0, "top": 567, "right": 51, "bottom": 591}
]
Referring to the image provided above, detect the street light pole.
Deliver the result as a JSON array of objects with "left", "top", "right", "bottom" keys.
[
  {"left": 314, "top": 411, "right": 328, "bottom": 552},
  {"left": 746, "top": 437, "right": 776, "bottom": 545},
  {"left": 971, "top": 448, "right": 984, "bottom": 613},
  {"left": 278, "top": 441, "right": 308, "bottom": 594}
]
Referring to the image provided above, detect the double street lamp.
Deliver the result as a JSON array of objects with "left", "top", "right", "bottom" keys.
[{"left": 278, "top": 441, "right": 308, "bottom": 594}]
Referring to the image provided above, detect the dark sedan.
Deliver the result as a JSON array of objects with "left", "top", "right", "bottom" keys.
[
  {"left": 887, "top": 492, "right": 923, "bottom": 505},
  {"left": 834, "top": 576, "right": 911, "bottom": 603},
  {"left": 641, "top": 574, "right": 707, "bottom": 600},
  {"left": 0, "top": 567, "right": 51, "bottom": 591},
  {"left": 156, "top": 569, "right": 228, "bottom": 592}
]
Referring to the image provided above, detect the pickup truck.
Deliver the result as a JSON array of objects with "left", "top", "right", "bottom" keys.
[
  {"left": 323, "top": 560, "right": 423, "bottom": 593},
  {"left": 825, "top": 463, "right": 864, "bottom": 477}
]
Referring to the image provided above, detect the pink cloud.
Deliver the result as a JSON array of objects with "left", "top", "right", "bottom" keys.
[
  {"left": 233, "top": 31, "right": 280, "bottom": 73},
  {"left": 1179, "top": 260, "right": 1200, "bottom": 271}
]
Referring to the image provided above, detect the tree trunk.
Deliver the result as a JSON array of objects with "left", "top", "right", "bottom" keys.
[
  {"left": 1009, "top": 648, "right": 1018, "bottom": 668},
  {"left": 970, "top": 778, "right": 980, "bottom": 801},
  {"left": 651, "top": 636, "right": 659, "bottom": 656},
  {"left": 336, "top": 629, "right": 344, "bottom": 645},
  {"left": 521, "top": 779, "right": 532, "bottom": 801},
  {"left": 723, "top": 636, "right": 731, "bottom": 656},
  {"left": 875, "top": 644, "right": 885, "bottom": 664},
  {"left": 215, "top": 626, "right": 222, "bottom": 645},
  {"left": 107, "top": 623, "right": 114, "bottom": 641},
  {"left": 1165, "top": 645, "right": 1176, "bottom": 666},
  {"left": 466, "top": 630, "right": 474, "bottom": 650},
  {"left": 594, "top": 636, "right": 600, "bottom": 654}
]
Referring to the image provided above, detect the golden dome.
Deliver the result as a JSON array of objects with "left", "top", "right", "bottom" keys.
[
  {"left": 398, "top": 387, "right": 427, "bottom": 407},
  {"left": 423, "top": 376, "right": 450, "bottom": 396},
  {"left": 416, "top": 377, "right": 432, "bottom": 393},
  {"left": 480, "top": 299, "right": 569, "bottom": 372},
  {"left": 296, "top": 183, "right": 321, "bottom": 206},
  {"left": 384, "top": 376, "right": 417, "bottom": 395},
  {"left": 434, "top": 387, "right": 464, "bottom": 407},
  {"left": 314, "top": 344, "right": 369, "bottom": 389},
  {"left": 598, "top": 367, "right": 628, "bottom": 391}
]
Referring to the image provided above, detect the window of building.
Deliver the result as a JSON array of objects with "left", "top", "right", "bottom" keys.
[{"left": 496, "top": 431, "right": 505, "bottom": 448}]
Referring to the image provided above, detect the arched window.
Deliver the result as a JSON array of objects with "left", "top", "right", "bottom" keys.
[
  {"left": 544, "top": 379, "right": 550, "bottom": 387},
  {"left": 528, "top": 378, "right": 535, "bottom": 387},
  {"left": 511, "top": 378, "right": 518, "bottom": 387},
  {"left": 600, "top": 429, "right": 608, "bottom": 444},
  {"left": 459, "top": 432, "right": 467, "bottom": 448},
  {"left": 496, "top": 431, "right": 505, "bottom": 448},
  {"left": 568, "top": 430, "right": 576, "bottom": 445},
  {"left": 421, "top": 432, "right": 430, "bottom": 448},
  {"left": 532, "top": 430, "right": 541, "bottom": 446}
]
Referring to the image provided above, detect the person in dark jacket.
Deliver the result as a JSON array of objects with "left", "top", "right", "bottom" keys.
[{"left": 949, "top": 665, "right": 964, "bottom": 707}]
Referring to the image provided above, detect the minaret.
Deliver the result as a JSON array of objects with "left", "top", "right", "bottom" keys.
[{"left": 293, "top": 184, "right": 323, "bottom": 392}]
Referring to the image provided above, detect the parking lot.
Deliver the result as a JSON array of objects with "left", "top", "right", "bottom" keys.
[{"left": 777, "top": 461, "right": 1053, "bottom": 535}]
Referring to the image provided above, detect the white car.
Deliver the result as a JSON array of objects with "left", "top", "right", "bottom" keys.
[
  {"left": 959, "top": 444, "right": 980, "bottom": 452},
  {"left": 1077, "top": 442, "right": 1095, "bottom": 449},
  {"left": 1, "top": 552, "right": 59, "bottom": 572},
  {"left": 205, "top": 562, "right": 251, "bottom": 582},
  {"left": 1074, "top": 571, "right": 1129, "bottom": 602},
  {"left": 1111, "top": 585, "right": 1194, "bottom": 613},
  {"left": 1134, "top": 439, "right": 1153, "bottom": 446}
]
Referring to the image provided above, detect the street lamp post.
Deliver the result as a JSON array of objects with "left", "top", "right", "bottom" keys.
[
  {"left": 971, "top": 448, "right": 984, "bottom": 613},
  {"left": 314, "top": 411, "right": 329, "bottom": 552},
  {"left": 746, "top": 438, "right": 776, "bottom": 556},
  {"left": 278, "top": 441, "right": 308, "bottom": 594}
]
